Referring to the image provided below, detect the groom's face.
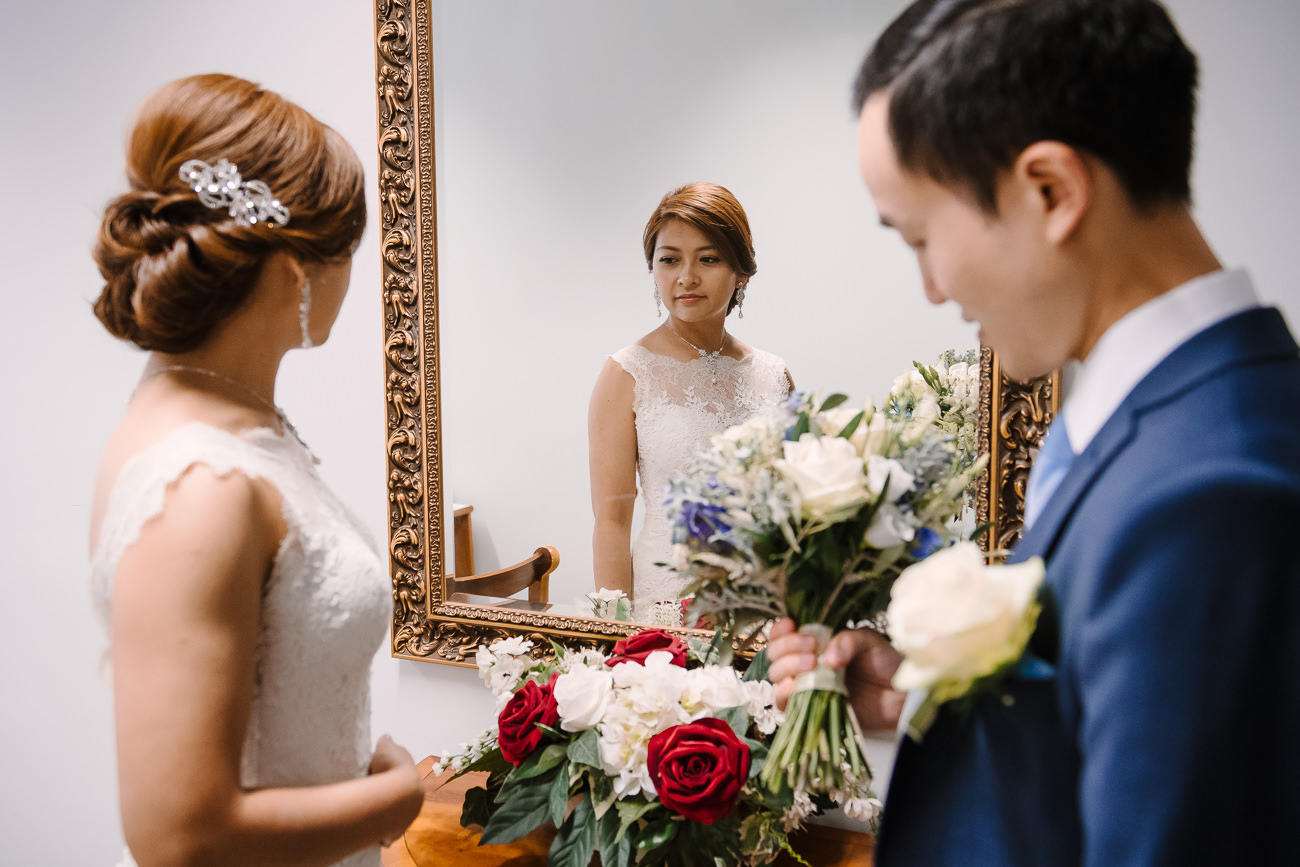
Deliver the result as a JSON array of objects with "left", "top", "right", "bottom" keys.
[{"left": 856, "top": 92, "right": 1074, "bottom": 381}]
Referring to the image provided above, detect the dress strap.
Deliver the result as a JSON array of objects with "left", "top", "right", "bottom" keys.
[{"left": 89, "top": 422, "right": 303, "bottom": 624}]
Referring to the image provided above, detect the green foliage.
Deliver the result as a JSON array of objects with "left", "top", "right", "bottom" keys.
[
  {"left": 461, "top": 785, "right": 495, "bottom": 829},
  {"left": 480, "top": 775, "right": 555, "bottom": 845},
  {"left": 549, "top": 793, "right": 597, "bottom": 867},
  {"left": 566, "top": 728, "right": 601, "bottom": 769}
]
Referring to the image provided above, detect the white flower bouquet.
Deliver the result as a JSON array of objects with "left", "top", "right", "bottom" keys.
[
  {"left": 662, "top": 389, "right": 986, "bottom": 799},
  {"left": 434, "top": 630, "right": 877, "bottom": 866}
]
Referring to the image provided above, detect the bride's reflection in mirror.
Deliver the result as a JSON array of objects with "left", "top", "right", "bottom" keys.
[{"left": 588, "top": 183, "right": 795, "bottom": 622}]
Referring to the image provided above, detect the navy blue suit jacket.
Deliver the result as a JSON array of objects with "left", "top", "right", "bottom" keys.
[{"left": 875, "top": 307, "right": 1300, "bottom": 865}]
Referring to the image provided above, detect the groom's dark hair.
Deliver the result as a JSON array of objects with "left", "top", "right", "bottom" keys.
[{"left": 853, "top": 0, "right": 1199, "bottom": 214}]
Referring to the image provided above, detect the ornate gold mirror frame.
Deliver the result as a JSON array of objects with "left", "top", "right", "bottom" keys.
[{"left": 374, "top": 0, "right": 1058, "bottom": 667}]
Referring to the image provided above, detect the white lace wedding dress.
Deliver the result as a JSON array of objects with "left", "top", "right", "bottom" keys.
[
  {"left": 91, "top": 422, "right": 390, "bottom": 867},
  {"left": 611, "top": 345, "right": 790, "bottom": 622}
]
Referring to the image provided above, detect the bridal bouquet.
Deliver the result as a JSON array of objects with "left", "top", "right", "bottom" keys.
[
  {"left": 433, "top": 630, "right": 878, "bottom": 866},
  {"left": 662, "top": 390, "right": 985, "bottom": 798}
]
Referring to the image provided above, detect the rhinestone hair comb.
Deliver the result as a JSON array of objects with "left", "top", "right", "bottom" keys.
[{"left": 178, "top": 158, "right": 290, "bottom": 228}]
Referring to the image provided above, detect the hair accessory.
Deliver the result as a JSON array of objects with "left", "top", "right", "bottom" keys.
[
  {"left": 734, "top": 284, "right": 747, "bottom": 319},
  {"left": 653, "top": 283, "right": 663, "bottom": 317},
  {"left": 299, "top": 278, "right": 313, "bottom": 349},
  {"left": 178, "top": 158, "right": 290, "bottom": 228}
]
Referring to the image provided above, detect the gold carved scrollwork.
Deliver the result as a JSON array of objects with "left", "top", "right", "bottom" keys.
[{"left": 976, "top": 347, "right": 1060, "bottom": 553}]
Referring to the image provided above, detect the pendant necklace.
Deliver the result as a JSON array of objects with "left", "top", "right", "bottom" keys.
[
  {"left": 150, "top": 364, "right": 320, "bottom": 464},
  {"left": 666, "top": 323, "right": 726, "bottom": 384}
]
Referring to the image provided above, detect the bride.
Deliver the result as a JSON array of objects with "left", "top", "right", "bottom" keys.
[
  {"left": 589, "top": 183, "right": 794, "bottom": 623},
  {"left": 89, "top": 74, "right": 422, "bottom": 866}
]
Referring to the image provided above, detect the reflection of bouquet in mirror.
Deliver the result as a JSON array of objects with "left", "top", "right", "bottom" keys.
[
  {"left": 663, "top": 390, "right": 986, "bottom": 801},
  {"left": 431, "top": 630, "right": 875, "bottom": 866},
  {"left": 582, "top": 587, "right": 631, "bottom": 621},
  {"left": 887, "top": 349, "right": 981, "bottom": 473}
]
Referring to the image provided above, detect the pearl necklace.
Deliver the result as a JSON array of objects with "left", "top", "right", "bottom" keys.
[
  {"left": 150, "top": 364, "right": 320, "bottom": 464},
  {"left": 666, "top": 323, "right": 726, "bottom": 384}
]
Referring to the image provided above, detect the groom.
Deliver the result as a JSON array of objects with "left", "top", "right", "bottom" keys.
[{"left": 768, "top": 0, "right": 1300, "bottom": 863}]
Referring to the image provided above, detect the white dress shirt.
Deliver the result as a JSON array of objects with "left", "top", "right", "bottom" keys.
[{"left": 1061, "top": 268, "right": 1260, "bottom": 454}]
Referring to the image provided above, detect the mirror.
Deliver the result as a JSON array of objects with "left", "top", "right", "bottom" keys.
[{"left": 374, "top": 0, "right": 1056, "bottom": 664}]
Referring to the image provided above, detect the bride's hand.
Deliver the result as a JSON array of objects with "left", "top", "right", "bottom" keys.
[
  {"left": 368, "top": 733, "right": 417, "bottom": 776},
  {"left": 369, "top": 735, "right": 425, "bottom": 845}
]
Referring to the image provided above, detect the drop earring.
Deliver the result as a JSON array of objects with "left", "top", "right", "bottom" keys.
[
  {"left": 299, "top": 278, "right": 313, "bottom": 349},
  {"left": 653, "top": 283, "right": 662, "bottom": 318},
  {"left": 734, "top": 284, "right": 746, "bottom": 319}
]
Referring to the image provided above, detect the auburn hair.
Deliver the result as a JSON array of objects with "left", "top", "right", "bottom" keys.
[
  {"left": 642, "top": 182, "right": 756, "bottom": 314},
  {"left": 93, "top": 73, "right": 366, "bottom": 352}
]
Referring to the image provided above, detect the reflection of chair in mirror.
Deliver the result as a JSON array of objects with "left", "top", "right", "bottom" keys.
[{"left": 447, "top": 545, "right": 558, "bottom": 604}]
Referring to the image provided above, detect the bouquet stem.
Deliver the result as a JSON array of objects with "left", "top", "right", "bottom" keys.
[{"left": 760, "top": 625, "right": 870, "bottom": 796}]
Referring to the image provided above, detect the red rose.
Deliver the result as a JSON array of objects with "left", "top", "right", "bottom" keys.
[
  {"left": 496, "top": 673, "right": 559, "bottom": 766},
  {"left": 605, "top": 628, "right": 689, "bottom": 668},
  {"left": 647, "top": 718, "right": 751, "bottom": 824}
]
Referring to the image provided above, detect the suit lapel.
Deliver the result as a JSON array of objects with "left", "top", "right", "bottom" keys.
[{"left": 1011, "top": 306, "right": 1298, "bottom": 564}]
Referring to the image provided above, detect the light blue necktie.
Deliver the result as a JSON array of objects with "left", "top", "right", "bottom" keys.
[{"left": 1023, "top": 414, "right": 1075, "bottom": 530}]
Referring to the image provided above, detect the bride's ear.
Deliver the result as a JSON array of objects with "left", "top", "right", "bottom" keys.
[{"left": 259, "top": 251, "right": 309, "bottom": 305}]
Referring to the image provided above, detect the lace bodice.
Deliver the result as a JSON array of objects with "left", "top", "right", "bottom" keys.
[
  {"left": 611, "top": 345, "right": 789, "bottom": 621},
  {"left": 91, "top": 422, "right": 388, "bottom": 867}
]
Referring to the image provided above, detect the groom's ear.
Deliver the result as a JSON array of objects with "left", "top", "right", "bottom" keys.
[{"left": 1010, "top": 141, "right": 1091, "bottom": 247}]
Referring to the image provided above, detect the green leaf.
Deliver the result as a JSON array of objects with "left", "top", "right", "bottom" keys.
[
  {"left": 460, "top": 785, "right": 496, "bottom": 829},
  {"left": 480, "top": 779, "right": 554, "bottom": 845},
  {"left": 549, "top": 793, "right": 597, "bottom": 867},
  {"left": 818, "top": 392, "right": 849, "bottom": 412},
  {"left": 597, "top": 805, "right": 633, "bottom": 867},
  {"left": 741, "top": 646, "right": 771, "bottom": 683},
  {"left": 512, "top": 742, "right": 569, "bottom": 782},
  {"left": 718, "top": 705, "right": 750, "bottom": 739},
  {"left": 566, "top": 728, "right": 601, "bottom": 768},
  {"left": 616, "top": 799, "right": 660, "bottom": 839},
  {"left": 547, "top": 765, "right": 572, "bottom": 827},
  {"left": 789, "top": 412, "right": 811, "bottom": 441},
  {"left": 743, "top": 737, "right": 769, "bottom": 778},
  {"left": 635, "top": 817, "right": 679, "bottom": 850},
  {"left": 837, "top": 410, "right": 866, "bottom": 439}
]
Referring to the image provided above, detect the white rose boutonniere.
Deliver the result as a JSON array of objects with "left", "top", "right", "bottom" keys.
[{"left": 885, "top": 542, "right": 1047, "bottom": 739}]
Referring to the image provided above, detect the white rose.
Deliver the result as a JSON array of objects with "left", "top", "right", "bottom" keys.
[
  {"left": 855, "top": 411, "right": 894, "bottom": 457},
  {"left": 886, "top": 542, "right": 1045, "bottom": 692},
  {"left": 912, "top": 393, "right": 941, "bottom": 426},
  {"left": 818, "top": 405, "right": 892, "bottom": 457},
  {"left": 816, "top": 406, "right": 861, "bottom": 438},
  {"left": 891, "top": 368, "right": 930, "bottom": 397},
  {"left": 865, "top": 455, "right": 914, "bottom": 502},
  {"left": 554, "top": 666, "right": 614, "bottom": 731},
  {"left": 774, "top": 434, "right": 870, "bottom": 521},
  {"left": 864, "top": 503, "right": 916, "bottom": 549}
]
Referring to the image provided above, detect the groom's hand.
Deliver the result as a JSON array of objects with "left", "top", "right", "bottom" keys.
[{"left": 767, "top": 618, "right": 907, "bottom": 734}]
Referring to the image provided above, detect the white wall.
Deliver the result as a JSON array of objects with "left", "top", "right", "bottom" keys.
[{"left": 1, "top": 0, "right": 1297, "bottom": 861}]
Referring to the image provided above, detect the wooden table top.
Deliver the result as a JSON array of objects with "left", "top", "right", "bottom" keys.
[{"left": 382, "top": 757, "right": 875, "bottom": 867}]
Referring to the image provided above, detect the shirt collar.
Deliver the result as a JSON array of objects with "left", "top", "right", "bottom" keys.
[{"left": 1061, "top": 267, "right": 1259, "bottom": 452}]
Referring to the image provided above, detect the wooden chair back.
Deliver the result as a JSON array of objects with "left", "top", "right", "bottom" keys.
[{"left": 447, "top": 545, "right": 558, "bottom": 603}]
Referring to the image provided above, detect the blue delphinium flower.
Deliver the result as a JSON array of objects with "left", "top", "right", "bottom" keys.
[
  {"left": 679, "top": 500, "right": 731, "bottom": 542},
  {"left": 910, "top": 526, "right": 944, "bottom": 559}
]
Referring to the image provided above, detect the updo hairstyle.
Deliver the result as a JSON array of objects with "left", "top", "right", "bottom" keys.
[
  {"left": 93, "top": 73, "right": 366, "bottom": 353},
  {"left": 642, "top": 182, "right": 756, "bottom": 314}
]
